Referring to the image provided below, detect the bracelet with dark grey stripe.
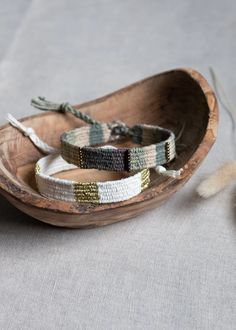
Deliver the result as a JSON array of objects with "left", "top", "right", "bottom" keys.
[
  {"left": 31, "top": 97, "right": 176, "bottom": 172},
  {"left": 60, "top": 123, "right": 176, "bottom": 172}
]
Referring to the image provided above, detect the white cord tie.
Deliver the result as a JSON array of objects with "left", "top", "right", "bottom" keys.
[
  {"left": 155, "top": 165, "right": 183, "bottom": 178},
  {"left": 24, "top": 127, "right": 35, "bottom": 137},
  {"left": 6, "top": 113, "right": 58, "bottom": 155}
]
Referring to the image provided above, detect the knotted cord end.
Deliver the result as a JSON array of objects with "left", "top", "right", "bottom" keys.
[
  {"left": 31, "top": 96, "right": 62, "bottom": 112},
  {"left": 6, "top": 113, "right": 58, "bottom": 154},
  {"left": 156, "top": 165, "right": 183, "bottom": 179},
  {"left": 31, "top": 96, "right": 100, "bottom": 126},
  {"left": 109, "top": 121, "right": 132, "bottom": 137},
  {"left": 6, "top": 113, "right": 31, "bottom": 135}
]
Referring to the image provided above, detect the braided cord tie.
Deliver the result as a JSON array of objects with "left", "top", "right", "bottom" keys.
[
  {"left": 31, "top": 96, "right": 99, "bottom": 126},
  {"left": 6, "top": 113, "right": 58, "bottom": 154},
  {"left": 31, "top": 97, "right": 135, "bottom": 137}
]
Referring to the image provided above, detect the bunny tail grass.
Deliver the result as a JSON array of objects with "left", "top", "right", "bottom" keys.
[{"left": 197, "top": 162, "right": 236, "bottom": 198}]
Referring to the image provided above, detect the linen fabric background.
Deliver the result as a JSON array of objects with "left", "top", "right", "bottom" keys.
[{"left": 0, "top": 1, "right": 235, "bottom": 329}]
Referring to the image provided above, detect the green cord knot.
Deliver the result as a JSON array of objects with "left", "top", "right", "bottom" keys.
[
  {"left": 108, "top": 121, "right": 133, "bottom": 137},
  {"left": 59, "top": 102, "right": 71, "bottom": 113}
]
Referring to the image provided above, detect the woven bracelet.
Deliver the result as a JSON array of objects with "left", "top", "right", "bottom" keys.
[
  {"left": 31, "top": 97, "right": 176, "bottom": 172},
  {"left": 60, "top": 123, "right": 175, "bottom": 172},
  {"left": 35, "top": 153, "right": 150, "bottom": 203}
]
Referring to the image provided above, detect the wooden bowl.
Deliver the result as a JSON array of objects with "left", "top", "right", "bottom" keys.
[{"left": 0, "top": 68, "right": 218, "bottom": 228}]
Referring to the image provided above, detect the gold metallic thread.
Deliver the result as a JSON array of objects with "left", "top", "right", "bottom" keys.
[
  {"left": 141, "top": 169, "right": 150, "bottom": 191},
  {"left": 73, "top": 182, "right": 99, "bottom": 203},
  {"left": 35, "top": 163, "right": 41, "bottom": 174},
  {"left": 165, "top": 142, "right": 171, "bottom": 162}
]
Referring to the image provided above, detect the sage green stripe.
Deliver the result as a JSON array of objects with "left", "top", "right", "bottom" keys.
[
  {"left": 131, "top": 125, "right": 143, "bottom": 144},
  {"left": 89, "top": 124, "right": 104, "bottom": 145},
  {"left": 66, "top": 129, "right": 78, "bottom": 144},
  {"left": 156, "top": 143, "right": 167, "bottom": 165},
  {"left": 129, "top": 147, "right": 147, "bottom": 171}
]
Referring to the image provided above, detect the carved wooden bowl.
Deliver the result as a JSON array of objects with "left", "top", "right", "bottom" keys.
[{"left": 0, "top": 68, "right": 218, "bottom": 228}]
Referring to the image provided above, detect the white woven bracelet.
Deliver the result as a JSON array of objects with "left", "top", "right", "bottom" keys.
[{"left": 35, "top": 153, "right": 150, "bottom": 203}]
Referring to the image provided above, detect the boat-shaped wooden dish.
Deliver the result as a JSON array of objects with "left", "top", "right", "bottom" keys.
[{"left": 0, "top": 68, "right": 218, "bottom": 228}]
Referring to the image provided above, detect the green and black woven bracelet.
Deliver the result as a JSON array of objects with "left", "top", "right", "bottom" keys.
[
  {"left": 60, "top": 123, "right": 175, "bottom": 172},
  {"left": 31, "top": 97, "right": 176, "bottom": 172}
]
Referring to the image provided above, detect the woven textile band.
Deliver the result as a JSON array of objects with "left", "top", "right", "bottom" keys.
[
  {"left": 61, "top": 123, "right": 176, "bottom": 172},
  {"left": 31, "top": 96, "right": 176, "bottom": 172},
  {"left": 35, "top": 154, "right": 150, "bottom": 203}
]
